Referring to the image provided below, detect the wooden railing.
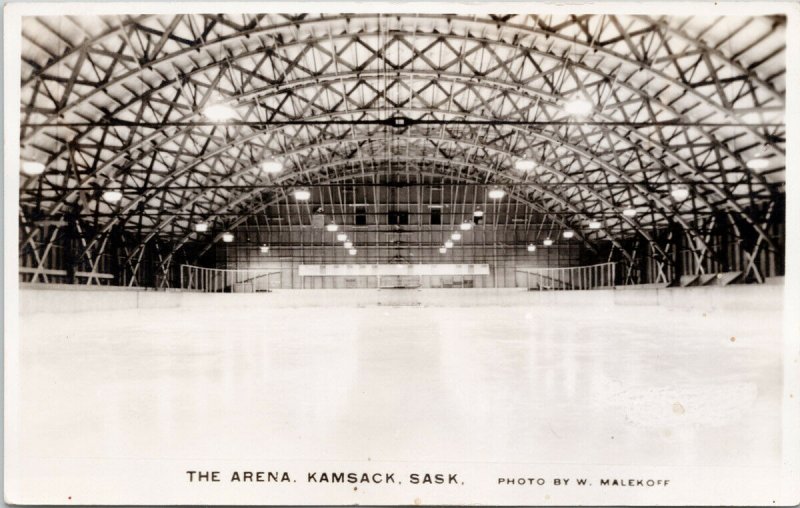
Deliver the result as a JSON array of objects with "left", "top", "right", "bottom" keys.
[
  {"left": 517, "top": 262, "right": 616, "bottom": 291},
  {"left": 180, "top": 264, "right": 281, "bottom": 293}
]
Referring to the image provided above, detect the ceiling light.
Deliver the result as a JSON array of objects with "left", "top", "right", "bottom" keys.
[
  {"left": 261, "top": 157, "right": 283, "bottom": 174},
  {"left": 564, "top": 97, "right": 594, "bottom": 117},
  {"left": 488, "top": 187, "right": 506, "bottom": 199},
  {"left": 294, "top": 188, "right": 311, "bottom": 200},
  {"left": 344, "top": 241, "right": 353, "bottom": 249},
  {"left": 460, "top": 221, "right": 474, "bottom": 231},
  {"left": 326, "top": 222, "right": 339, "bottom": 232},
  {"left": 439, "top": 247, "right": 447, "bottom": 254},
  {"left": 473, "top": 209, "right": 484, "bottom": 218},
  {"left": 588, "top": 220, "right": 602, "bottom": 230},
  {"left": 563, "top": 230, "right": 575, "bottom": 239},
  {"left": 259, "top": 245, "right": 270, "bottom": 254},
  {"left": 444, "top": 240, "right": 454, "bottom": 249},
  {"left": 21, "top": 160, "right": 45, "bottom": 176},
  {"left": 102, "top": 189, "right": 123, "bottom": 203},
  {"left": 451, "top": 232, "right": 462, "bottom": 241},
  {"left": 514, "top": 158, "right": 537, "bottom": 172},
  {"left": 222, "top": 232, "right": 234, "bottom": 243},
  {"left": 670, "top": 185, "right": 690, "bottom": 201},
  {"left": 622, "top": 207, "right": 638, "bottom": 217},
  {"left": 194, "top": 222, "right": 208, "bottom": 233},
  {"left": 348, "top": 248, "right": 357, "bottom": 256},
  {"left": 336, "top": 233, "right": 348, "bottom": 242},
  {"left": 203, "top": 99, "right": 238, "bottom": 122},
  {"left": 746, "top": 157, "right": 769, "bottom": 171},
  {"left": 527, "top": 243, "right": 537, "bottom": 252},
  {"left": 543, "top": 238, "right": 554, "bottom": 246}
]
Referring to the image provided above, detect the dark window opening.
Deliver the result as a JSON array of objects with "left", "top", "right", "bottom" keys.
[
  {"left": 355, "top": 206, "right": 368, "bottom": 226},
  {"left": 388, "top": 211, "right": 409, "bottom": 225}
]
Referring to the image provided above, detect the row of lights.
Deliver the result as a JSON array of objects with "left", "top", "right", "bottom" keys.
[
  {"left": 439, "top": 209, "right": 486, "bottom": 254},
  {"left": 217, "top": 229, "right": 271, "bottom": 254},
  {"left": 526, "top": 230, "right": 577, "bottom": 252},
  {"left": 18, "top": 152, "right": 771, "bottom": 209},
  {"left": 325, "top": 222, "right": 358, "bottom": 255}
]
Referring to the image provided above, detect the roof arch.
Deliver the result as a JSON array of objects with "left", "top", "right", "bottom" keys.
[{"left": 19, "top": 12, "right": 786, "bottom": 267}]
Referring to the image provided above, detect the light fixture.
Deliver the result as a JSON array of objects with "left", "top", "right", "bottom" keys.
[
  {"left": 746, "top": 157, "right": 769, "bottom": 171},
  {"left": 588, "top": 220, "right": 602, "bottom": 230},
  {"left": 326, "top": 222, "right": 339, "bottom": 232},
  {"left": 488, "top": 187, "right": 506, "bottom": 200},
  {"left": 564, "top": 97, "right": 594, "bottom": 117},
  {"left": 194, "top": 222, "right": 209, "bottom": 233},
  {"left": 294, "top": 188, "right": 311, "bottom": 200},
  {"left": 222, "top": 232, "right": 234, "bottom": 243},
  {"left": 439, "top": 247, "right": 447, "bottom": 254},
  {"left": 336, "top": 233, "right": 348, "bottom": 242},
  {"left": 527, "top": 243, "right": 537, "bottom": 252},
  {"left": 514, "top": 158, "right": 537, "bottom": 172},
  {"left": 543, "top": 238, "right": 554, "bottom": 246},
  {"left": 203, "top": 94, "right": 238, "bottom": 121},
  {"left": 451, "top": 232, "right": 462, "bottom": 241},
  {"left": 344, "top": 241, "right": 353, "bottom": 249},
  {"left": 473, "top": 208, "right": 484, "bottom": 218},
  {"left": 102, "top": 189, "right": 123, "bottom": 203},
  {"left": 21, "top": 160, "right": 45, "bottom": 176},
  {"left": 260, "top": 157, "right": 283, "bottom": 174},
  {"left": 444, "top": 240, "right": 454, "bottom": 249},
  {"left": 460, "top": 221, "right": 474, "bottom": 231},
  {"left": 670, "top": 185, "right": 690, "bottom": 201},
  {"left": 348, "top": 248, "right": 357, "bottom": 256},
  {"left": 622, "top": 207, "right": 638, "bottom": 217},
  {"left": 259, "top": 245, "right": 270, "bottom": 254},
  {"left": 563, "top": 230, "right": 575, "bottom": 239}
]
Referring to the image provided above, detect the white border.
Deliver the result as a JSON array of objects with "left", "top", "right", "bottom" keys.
[{"left": 3, "top": 1, "right": 799, "bottom": 505}]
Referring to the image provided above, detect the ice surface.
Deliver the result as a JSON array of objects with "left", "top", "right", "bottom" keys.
[{"left": 17, "top": 302, "right": 782, "bottom": 469}]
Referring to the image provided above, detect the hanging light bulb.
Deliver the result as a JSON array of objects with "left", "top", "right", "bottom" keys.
[
  {"left": 451, "top": 232, "right": 462, "bottom": 241},
  {"left": 588, "top": 220, "right": 602, "bottom": 230},
  {"left": 488, "top": 187, "right": 506, "bottom": 199},
  {"left": 564, "top": 97, "right": 594, "bottom": 117},
  {"left": 563, "top": 230, "right": 575, "bottom": 239},
  {"left": 514, "top": 158, "right": 536, "bottom": 172},
  {"left": 460, "top": 221, "right": 474, "bottom": 231},
  {"left": 294, "top": 188, "right": 311, "bottom": 200},
  {"left": 336, "top": 233, "right": 348, "bottom": 242},
  {"left": 348, "top": 248, "right": 357, "bottom": 256},
  {"left": 343, "top": 241, "right": 353, "bottom": 249},
  {"left": 527, "top": 243, "right": 537, "bottom": 252},
  {"left": 21, "top": 160, "right": 45, "bottom": 176},
  {"left": 222, "top": 232, "right": 234, "bottom": 243},
  {"left": 439, "top": 247, "right": 447, "bottom": 254},
  {"left": 444, "top": 240, "right": 454, "bottom": 249},
  {"left": 622, "top": 207, "right": 638, "bottom": 217},
  {"left": 259, "top": 245, "right": 270, "bottom": 254},
  {"left": 260, "top": 157, "right": 283, "bottom": 174},
  {"left": 203, "top": 94, "right": 238, "bottom": 121},
  {"left": 473, "top": 208, "right": 484, "bottom": 218},
  {"left": 670, "top": 185, "right": 690, "bottom": 201},
  {"left": 543, "top": 238, "right": 554, "bottom": 246},
  {"left": 194, "top": 222, "right": 209, "bottom": 233},
  {"left": 102, "top": 189, "right": 123, "bottom": 203},
  {"left": 326, "top": 222, "right": 339, "bottom": 232},
  {"left": 746, "top": 157, "right": 769, "bottom": 171}
]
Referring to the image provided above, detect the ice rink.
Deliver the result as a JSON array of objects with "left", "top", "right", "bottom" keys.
[{"left": 16, "top": 287, "right": 783, "bottom": 471}]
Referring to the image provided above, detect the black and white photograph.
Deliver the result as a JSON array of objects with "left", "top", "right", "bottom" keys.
[{"left": 4, "top": 1, "right": 800, "bottom": 505}]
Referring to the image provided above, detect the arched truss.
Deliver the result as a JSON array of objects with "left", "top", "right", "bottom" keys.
[{"left": 19, "top": 13, "right": 786, "bottom": 279}]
